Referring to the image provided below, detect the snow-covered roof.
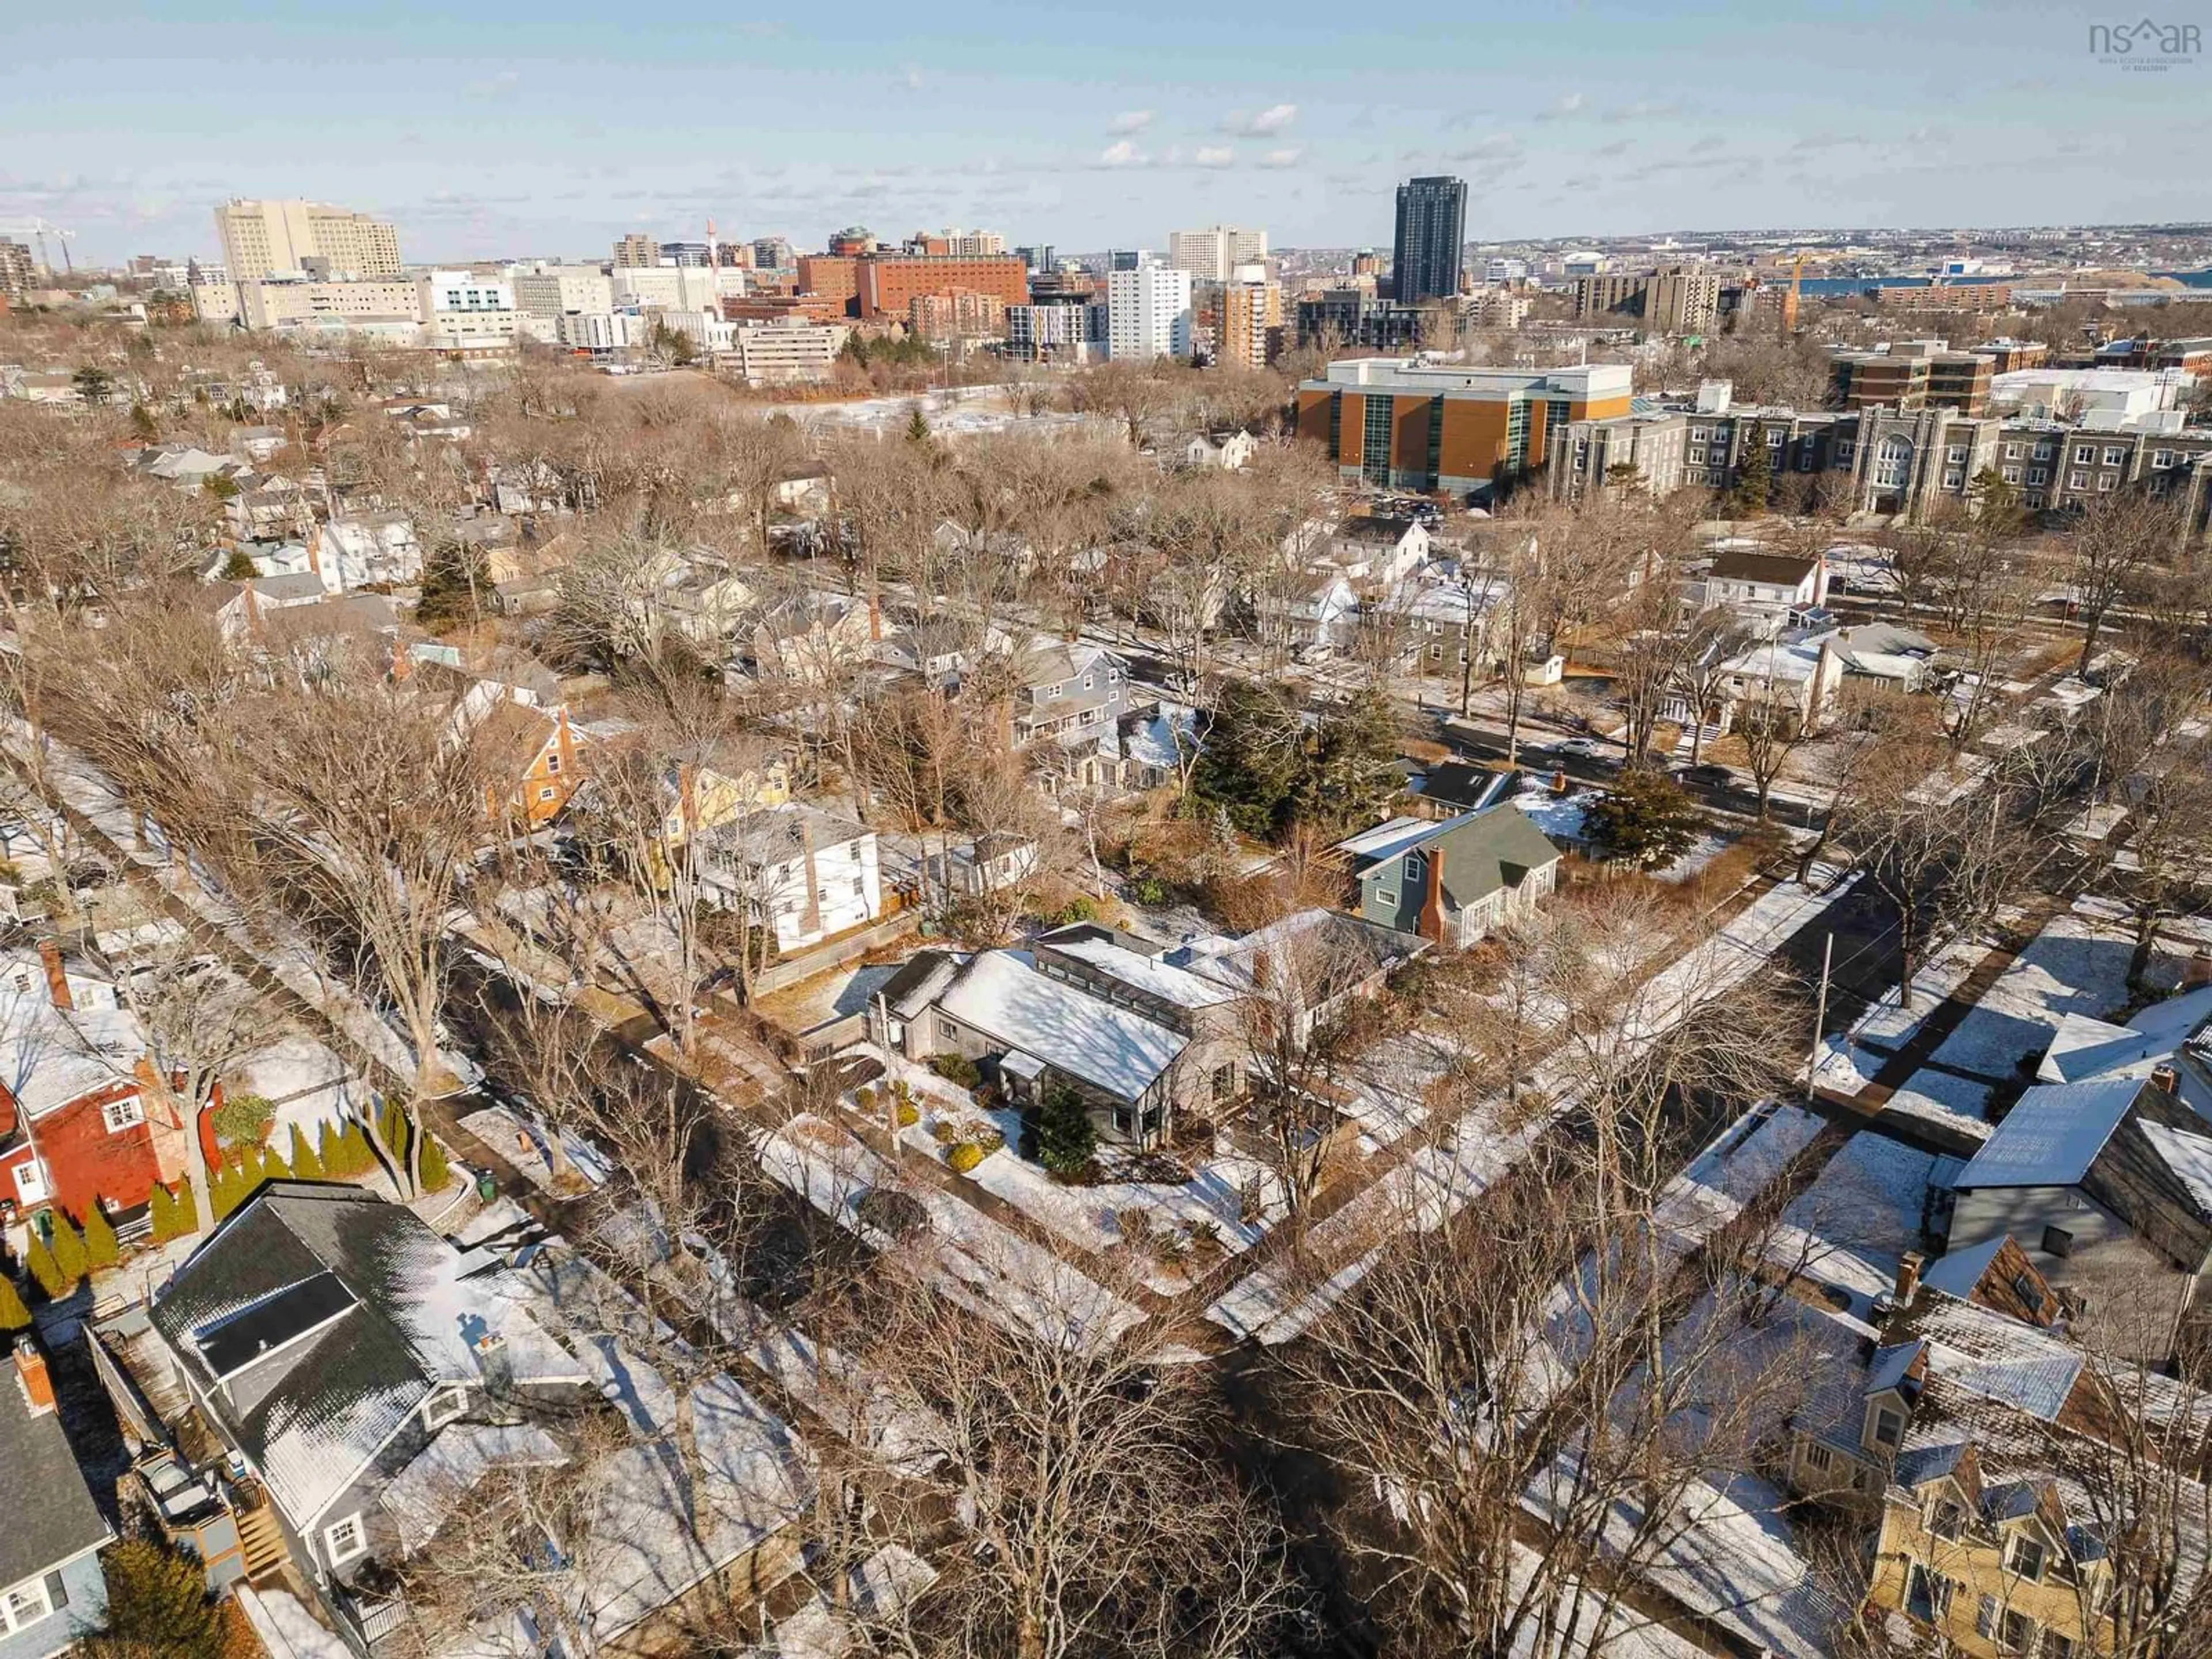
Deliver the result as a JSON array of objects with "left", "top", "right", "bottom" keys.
[
  {"left": 577, "top": 1372, "right": 813, "bottom": 1645},
  {"left": 150, "top": 1185, "right": 589, "bottom": 1530},
  {"left": 939, "top": 949, "right": 1186, "bottom": 1103},
  {"left": 380, "top": 1423, "right": 567, "bottom": 1555},
  {"left": 2141, "top": 1120, "right": 2212, "bottom": 1216},
  {"left": 1120, "top": 702, "right": 1196, "bottom": 772},
  {"left": 0, "top": 970, "right": 146, "bottom": 1122},
  {"left": 1043, "top": 933, "right": 1240, "bottom": 1010},
  {"left": 1335, "top": 815, "right": 1441, "bottom": 865},
  {"left": 1950, "top": 1078, "right": 2143, "bottom": 1190}
]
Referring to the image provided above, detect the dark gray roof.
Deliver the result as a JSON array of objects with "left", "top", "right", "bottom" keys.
[
  {"left": 0, "top": 1344, "right": 112, "bottom": 1589},
  {"left": 1337, "top": 514, "right": 1422, "bottom": 544}
]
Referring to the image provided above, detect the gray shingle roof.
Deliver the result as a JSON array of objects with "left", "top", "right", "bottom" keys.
[{"left": 0, "top": 1347, "right": 111, "bottom": 1592}]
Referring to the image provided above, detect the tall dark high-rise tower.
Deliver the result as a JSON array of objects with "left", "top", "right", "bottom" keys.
[{"left": 1392, "top": 176, "right": 1468, "bottom": 304}]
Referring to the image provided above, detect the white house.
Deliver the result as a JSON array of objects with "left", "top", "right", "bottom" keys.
[
  {"left": 697, "top": 804, "right": 882, "bottom": 955},
  {"left": 1182, "top": 429, "right": 1256, "bottom": 471},
  {"left": 1324, "top": 514, "right": 1431, "bottom": 588},
  {"left": 1698, "top": 548, "right": 1828, "bottom": 630},
  {"left": 317, "top": 514, "right": 422, "bottom": 590}
]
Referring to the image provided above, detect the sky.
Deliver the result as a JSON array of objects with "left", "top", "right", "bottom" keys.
[{"left": 6, "top": 0, "right": 2209, "bottom": 268}]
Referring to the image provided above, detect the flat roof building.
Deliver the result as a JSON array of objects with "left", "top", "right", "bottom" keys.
[{"left": 1297, "top": 357, "right": 1634, "bottom": 497}]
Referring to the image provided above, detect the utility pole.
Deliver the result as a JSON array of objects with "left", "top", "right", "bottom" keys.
[
  {"left": 1808, "top": 931, "right": 1834, "bottom": 1103},
  {"left": 875, "top": 990, "right": 900, "bottom": 1165}
]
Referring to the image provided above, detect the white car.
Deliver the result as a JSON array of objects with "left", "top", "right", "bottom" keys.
[{"left": 1551, "top": 736, "right": 1611, "bottom": 759}]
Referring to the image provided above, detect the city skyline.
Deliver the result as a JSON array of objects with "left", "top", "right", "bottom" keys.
[{"left": 6, "top": 0, "right": 2209, "bottom": 267}]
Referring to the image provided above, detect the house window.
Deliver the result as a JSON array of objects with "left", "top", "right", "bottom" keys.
[
  {"left": 2069, "top": 471, "right": 2088, "bottom": 490},
  {"left": 1374, "top": 888, "right": 1397, "bottom": 906},
  {"left": 2154, "top": 450, "right": 2175, "bottom": 468},
  {"left": 1802, "top": 1441, "right": 1834, "bottom": 1472},
  {"left": 1082, "top": 675, "right": 1094, "bottom": 690},
  {"left": 103, "top": 1096, "right": 147, "bottom": 1133},
  {"left": 2001, "top": 1609, "right": 2038, "bottom": 1653},
  {"left": 1978, "top": 1596, "right": 1998, "bottom": 1639},
  {"left": 2004, "top": 443, "right": 2022, "bottom": 460},
  {"left": 2028, "top": 467, "right": 2048, "bottom": 485},
  {"left": 2046, "top": 1634, "right": 2075, "bottom": 1659},
  {"left": 938, "top": 1018, "right": 959, "bottom": 1043},
  {"left": 545, "top": 754, "right": 561, "bottom": 774},
  {"left": 2006, "top": 1535, "right": 2047, "bottom": 1582},
  {"left": 0, "top": 1577, "right": 52, "bottom": 1634},
  {"left": 13, "top": 1161, "right": 46, "bottom": 1204},
  {"left": 325, "top": 1513, "right": 368, "bottom": 1565},
  {"left": 1929, "top": 1499, "right": 1964, "bottom": 1540},
  {"left": 422, "top": 1384, "right": 469, "bottom": 1431},
  {"left": 1872, "top": 1406, "right": 1904, "bottom": 1448},
  {"left": 537, "top": 786, "right": 558, "bottom": 802},
  {"left": 2002, "top": 467, "right": 2021, "bottom": 484},
  {"left": 2103, "top": 446, "right": 2126, "bottom": 466},
  {"left": 2098, "top": 475, "right": 2115, "bottom": 491},
  {"left": 1210, "top": 1063, "right": 1237, "bottom": 1102}
]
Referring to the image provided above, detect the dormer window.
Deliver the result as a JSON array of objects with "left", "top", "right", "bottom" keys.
[
  {"left": 2006, "top": 1534, "right": 2047, "bottom": 1583},
  {"left": 1869, "top": 1404, "right": 1904, "bottom": 1449},
  {"left": 1929, "top": 1498, "right": 1964, "bottom": 1540},
  {"left": 422, "top": 1384, "right": 469, "bottom": 1431}
]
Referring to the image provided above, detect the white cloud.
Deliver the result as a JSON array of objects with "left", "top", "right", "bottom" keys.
[
  {"left": 1450, "top": 134, "right": 1522, "bottom": 161},
  {"left": 1224, "top": 101, "right": 1297, "bottom": 137},
  {"left": 1535, "top": 91, "right": 1586, "bottom": 121},
  {"left": 1097, "top": 140, "right": 1146, "bottom": 168},
  {"left": 1107, "top": 110, "right": 1154, "bottom": 135},
  {"left": 1195, "top": 145, "right": 1235, "bottom": 167},
  {"left": 1258, "top": 146, "right": 1304, "bottom": 168},
  {"left": 464, "top": 69, "right": 520, "bottom": 99},
  {"left": 900, "top": 65, "right": 926, "bottom": 90},
  {"left": 1603, "top": 99, "right": 1680, "bottom": 122}
]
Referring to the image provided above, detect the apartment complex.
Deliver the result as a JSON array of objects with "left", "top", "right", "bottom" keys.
[
  {"left": 237, "top": 278, "right": 421, "bottom": 331},
  {"left": 854, "top": 253, "right": 1028, "bottom": 320},
  {"left": 1572, "top": 266, "right": 1721, "bottom": 333},
  {"left": 1168, "top": 225, "right": 1268, "bottom": 283},
  {"left": 0, "top": 240, "right": 33, "bottom": 301},
  {"left": 214, "top": 199, "right": 401, "bottom": 281},
  {"left": 1391, "top": 176, "right": 1467, "bottom": 304},
  {"left": 1294, "top": 289, "right": 1425, "bottom": 351},
  {"left": 1107, "top": 262, "right": 1194, "bottom": 362},
  {"left": 1831, "top": 339, "right": 1997, "bottom": 415},
  {"left": 908, "top": 289, "right": 1006, "bottom": 342},
  {"left": 510, "top": 263, "right": 615, "bottom": 318},
  {"left": 1218, "top": 266, "right": 1274, "bottom": 370},
  {"left": 1006, "top": 300, "right": 1107, "bottom": 363},
  {"left": 612, "top": 232, "right": 660, "bottom": 268},
  {"left": 1296, "top": 357, "right": 1634, "bottom": 496},
  {"left": 730, "top": 319, "right": 851, "bottom": 386}
]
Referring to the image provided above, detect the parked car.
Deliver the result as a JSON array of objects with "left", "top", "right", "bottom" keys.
[
  {"left": 1552, "top": 736, "right": 1612, "bottom": 760},
  {"left": 1676, "top": 762, "right": 1734, "bottom": 788}
]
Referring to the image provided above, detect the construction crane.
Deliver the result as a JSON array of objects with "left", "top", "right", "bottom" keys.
[{"left": 0, "top": 219, "right": 75, "bottom": 276}]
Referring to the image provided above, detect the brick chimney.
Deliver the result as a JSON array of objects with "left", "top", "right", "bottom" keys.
[
  {"left": 2186, "top": 953, "right": 2212, "bottom": 989},
  {"left": 36, "top": 939, "right": 70, "bottom": 1011},
  {"left": 2152, "top": 1061, "right": 2181, "bottom": 1096},
  {"left": 868, "top": 590, "right": 882, "bottom": 642},
  {"left": 12, "top": 1338, "right": 54, "bottom": 1415},
  {"left": 1894, "top": 1250, "right": 1925, "bottom": 1306},
  {"left": 1552, "top": 765, "right": 1568, "bottom": 796},
  {"left": 1415, "top": 844, "right": 1449, "bottom": 946}
]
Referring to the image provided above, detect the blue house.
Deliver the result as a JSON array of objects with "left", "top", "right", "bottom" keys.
[{"left": 0, "top": 1339, "right": 111, "bottom": 1657}]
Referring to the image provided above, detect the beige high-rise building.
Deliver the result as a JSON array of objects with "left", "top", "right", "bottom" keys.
[
  {"left": 613, "top": 233, "right": 661, "bottom": 268},
  {"left": 1572, "top": 265, "right": 1720, "bottom": 334},
  {"left": 214, "top": 199, "right": 402, "bottom": 281},
  {"left": 1169, "top": 225, "right": 1269, "bottom": 283}
]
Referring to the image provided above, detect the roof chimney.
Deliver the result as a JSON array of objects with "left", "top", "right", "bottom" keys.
[
  {"left": 36, "top": 939, "right": 70, "bottom": 1011},
  {"left": 2152, "top": 1061, "right": 2181, "bottom": 1096},
  {"left": 12, "top": 1338, "right": 54, "bottom": 1415},
  {"left": 1894, "top": 1250, "right": 1925, "bottom": 1306}
]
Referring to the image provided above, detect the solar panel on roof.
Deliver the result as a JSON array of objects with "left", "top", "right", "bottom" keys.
[{"left": 193, "top": 1270, "right": 357, "bottom": 1379}]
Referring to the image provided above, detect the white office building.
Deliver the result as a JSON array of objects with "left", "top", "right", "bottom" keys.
[
  {"left": 510, "top": 263, "right": 615, "bottom": 318},
  {"left": 1168, "top": 225, "right": 1268, "bottom": 283},
  {"left": 1107, "top": 262, "right": 1192, "bottom": 363}
]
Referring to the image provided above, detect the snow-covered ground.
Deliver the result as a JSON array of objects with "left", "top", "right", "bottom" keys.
[
  {"left": 1884, "top": 1067, "right": 1996, "bottom": 1141},
  {"left": 758, "top": 1112, "right": 1146, "bottom": 1348},
  {"left": 458, "top": 1105, "right": 612, "bottom": 1191},
  {"left": 237, "top": 1587, "right": 354, "bottom": 1659},
  {"left": 1772, "top": 1131, "right": 1936, "bottom": 1319},
  {"left": 1927, "top": 908, "right": 2141, "bottom": 1083},
  {"left": 232, "top": 1031, "right": 366, "bottom": 1143},
  {"left": 1850, "top": 931, "right": 1990, "bottom": 1054}
]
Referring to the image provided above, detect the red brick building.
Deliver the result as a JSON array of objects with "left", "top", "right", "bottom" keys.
[
  {"left": 0, "top": 943, "right": 206, "bottom": 1228},
  {"left": 855, "top": 255, "right": 1029, "bottom": 321}
]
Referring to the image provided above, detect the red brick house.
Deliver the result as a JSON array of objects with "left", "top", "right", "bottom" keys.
[{"left": 0, "top": 942, "right": 204, "bottom": 1229}]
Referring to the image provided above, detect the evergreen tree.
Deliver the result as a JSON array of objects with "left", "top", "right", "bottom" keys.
[
  {"left": 128, "top": 403, "right": 158, "bottom": 440},
  {"left": 262, "top": 1142, "right": 291, "bottom": 1182},
  {"left": 379, "top": 1099, "right": 410, "bottom": 1168},
  {"left": 24, "top": 1234, "right": 66, "bottom": 1301},
  {"left": 147, "top": 1183, "right": 183, "bottom": 1244},
  {"left": 417, "top": 1127, "right": 451, "bottom": 1193},
  {"left": 333, "top": 1120, "right": 371, "bottom": 1177},
  {"left": 1191, "top": 679, "right": 1308, "bottom": 839},
  {"left": 92, "top": 1539, "right": 226, "bottom": 1659},
  {"left": 1586, "top": 768, "right": 1704, "bottom": 871},
  {"left": 903, "top": 406, "right": 932, "bottom": 445},
  {"left": 48, "top": 1215, "right": 87, "bottom": 1289},
  {"left": 80, "top": 1204, "right": 119, "bottom": 1270},
  {"left": 289, "top": 1123, "right": 324, "bottom": 1180},
  {"left": 1037, "top": 1085, "right": 1099, "bottom": 1180},
  {"left": 218, "top": 547, "right": 259, "bottom": 581},
  {"left": 1729, "top": 420, "right": 1772, "bottom": 515},
  {"left": 1297, "top": 687, "right": 1404, "bottom": 833},
  {"left": 0, "top": 1275, "right": 29, "bottom": 1332}
]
